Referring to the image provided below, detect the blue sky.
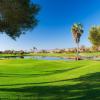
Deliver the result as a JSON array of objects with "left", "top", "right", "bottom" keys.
[{"left": 0, "top": 0, "right": 100, "bottom": 50}]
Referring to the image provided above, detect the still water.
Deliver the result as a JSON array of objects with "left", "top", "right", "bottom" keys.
[{"left": 0, "top": 56, "right": 73, "bottom": 60}]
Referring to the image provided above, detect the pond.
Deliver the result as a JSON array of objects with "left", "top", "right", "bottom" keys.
[
  {"left": 0, "top": 55, "right": 99, "bottom": 61},
  {"left": 0, "top": 56, "right": 73, "bottom": 61},
  {"left": 25, "top": 56, "right": 73, "bottom": 60}
]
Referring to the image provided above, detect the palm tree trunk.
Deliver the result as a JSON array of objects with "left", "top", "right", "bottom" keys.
[{"left": 76, "top": 38, "right": 79, "bottom": 61}]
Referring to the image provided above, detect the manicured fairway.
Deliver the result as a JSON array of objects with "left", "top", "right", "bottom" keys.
[{"left": 0, "top": 59, "right": 100, "bottom": 100}]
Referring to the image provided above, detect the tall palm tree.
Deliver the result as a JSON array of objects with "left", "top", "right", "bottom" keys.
[{"left": 71, "top": 23, "right": 84, "bottom": 60}]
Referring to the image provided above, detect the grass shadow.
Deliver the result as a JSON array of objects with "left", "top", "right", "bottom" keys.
[{"left": 0, "top": 72, "right": 100, "bottom": 100}]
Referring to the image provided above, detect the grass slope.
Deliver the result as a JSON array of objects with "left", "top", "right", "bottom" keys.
[{"left": 0, "top": 59, "right": 100, "bottom": 100}]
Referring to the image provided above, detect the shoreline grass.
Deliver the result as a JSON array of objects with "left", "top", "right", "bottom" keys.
[
  {"left": 29, "top": 52, "right": 100, "bottom": 58},
  {"left": 0, "top": 52, "right": 100, "bottom": 58}
]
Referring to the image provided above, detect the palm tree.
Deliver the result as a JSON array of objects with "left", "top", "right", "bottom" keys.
[
  {"left": 33, "top": 46, "right": 37, "bottom": 52},
  {"left": 71, "top": 23, "right": 84, "bottom": 60}
]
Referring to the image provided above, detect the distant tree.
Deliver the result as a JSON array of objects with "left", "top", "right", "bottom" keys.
[
  {"left": 80, "top": 45, "right": 86, "bottom": 52},
  {"left": 88, "top": 26, "right": 100, "bottom": 49},
  {"left": 33, "top": 46, "right": 37, "bottom": 52},
  {"left": 91, "top": 45, "right": 98, "bottom": 52},
  {"left": 0, "top": 0, "right": 40, "bottom": 39},
  {"left": 71, "top": 23, "right": 84, "bottom": 60},
  {"left": 40, "top": 50, "right": 48, "bottom": 53},
  {"left": 58, "top": 49, "right": 66, "bottom": 53}
]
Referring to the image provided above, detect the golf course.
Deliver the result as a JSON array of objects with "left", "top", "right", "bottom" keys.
[
  {"left": 0, "top": 0, "right": 100, "bottom": 100},
  {"left": 0, "top": 59, "right": 99, "bottom": 100}
]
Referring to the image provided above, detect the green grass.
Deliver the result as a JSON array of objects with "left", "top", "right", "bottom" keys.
[
  {"left": 30, "top": 53, "right": 76, "bottom": 58},
  {"left": 0, "top": 59, "right": 100, "bottom": 100},
  {"left": 0, "top": 54, "right": 16, "bottom": 57},
  {"left": 0, "top": 54, "right": 28, "bottom": 57},
  {"left": 80, "top": 52, "right": 100, "bottom": 56}
]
